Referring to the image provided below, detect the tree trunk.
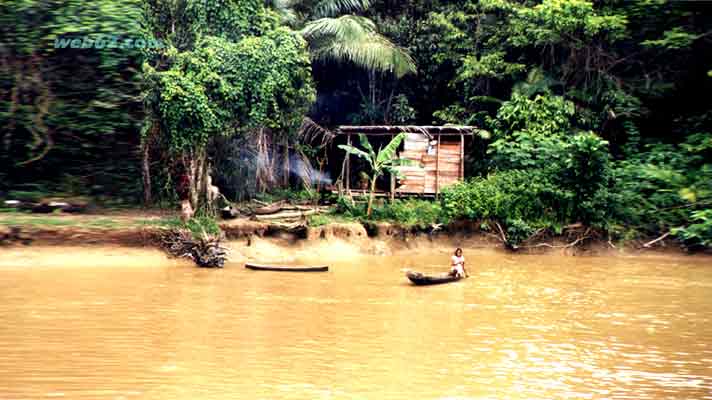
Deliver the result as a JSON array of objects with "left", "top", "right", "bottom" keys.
[
  {"left": 366, "top": 174, "right": 378, "bottom": 217},
  {"left": 368, "top": 70, "right": 377, "bottom": 124},
  {"left": 141, "top": 138, "right": 151, "bottom": 206},
  {"left": 255, "top": 128, "right": 275, "bottom": 193},
  {"left": 180, "top": 199, "right": 193, "bottom": 222},
  {"left": 183, "top": 148, "right": 211, "bottom": 217},
  {"left": 283, "top": 139, "right": 290, "bottom": 187},
  {"left": 141, "top": 125, "right": 157, "bottom": 206}
]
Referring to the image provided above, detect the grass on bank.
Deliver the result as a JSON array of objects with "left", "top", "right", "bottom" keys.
[{"left": 0, "top": 212, "right": 129, "bottom": 229}]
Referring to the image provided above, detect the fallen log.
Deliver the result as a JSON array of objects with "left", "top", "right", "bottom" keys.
[
  {"left": 253, "top": 200, "right": 288, "bottom": 215},
  {"left": 252, "top": 209, "right": 320, "bottom": 221},
  {"left": 270, "top": 220, "right": 308, "bottom": 230}
]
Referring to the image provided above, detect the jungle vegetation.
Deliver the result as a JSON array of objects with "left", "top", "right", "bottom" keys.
[{"left": 1, "top": 0, "right": 711, "bottom": 249}]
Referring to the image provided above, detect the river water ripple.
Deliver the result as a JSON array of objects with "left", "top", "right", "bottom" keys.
[{"left": 0, "top": 249, "right": 710, "bottom": 399}]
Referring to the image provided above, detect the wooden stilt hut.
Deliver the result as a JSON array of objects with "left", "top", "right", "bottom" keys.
[{"left": 337, "top": 125, "right": 475, "bottom": 197}]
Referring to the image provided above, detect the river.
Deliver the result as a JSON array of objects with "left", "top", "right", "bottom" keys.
[{"left": 0, "top": 246, "right": 711, "bottom": 399}]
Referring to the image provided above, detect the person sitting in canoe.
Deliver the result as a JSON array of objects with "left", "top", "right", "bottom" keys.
[{"left": 449, "top": 248, "right": 468, "bottom": 278}]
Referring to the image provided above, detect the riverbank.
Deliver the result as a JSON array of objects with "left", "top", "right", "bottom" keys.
[
  {"left": 1, "top": 210, "right": 708, "bottom": 258},
  {"left": 3, "top": 235, "right": 712, "bottom": 272}
]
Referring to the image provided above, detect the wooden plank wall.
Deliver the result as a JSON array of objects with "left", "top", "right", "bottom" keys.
[
  {"left": 395, "top": 133, "right": 462, "bottom": 194},
  {"left": 396, "top": 133, "right": 428, "bottom": 193},
  {"left": 433, "top": 141, "right": 461, "bottom": 190}
]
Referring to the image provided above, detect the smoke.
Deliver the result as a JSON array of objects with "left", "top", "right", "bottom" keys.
[{"left": 290, "top": 154, "right": 332, "bottom": 186}]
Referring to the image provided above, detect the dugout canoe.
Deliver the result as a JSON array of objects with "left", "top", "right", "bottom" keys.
[
  {"left": 406, "top": 270, "right": 464, "bottom": 285},
  {"left": 245, "top": 263, "right": 328, "bottom": 272}
]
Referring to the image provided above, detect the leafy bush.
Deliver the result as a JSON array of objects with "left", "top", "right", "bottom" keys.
[
  {"left": 559, "top": 132, "right": 613, "bottom": 224},
  {"left": 371, "top": 199, "right": 449, "bottom": 229},
  {"left": 441, "top": 170, "right": 572, "bottom": 227},
  {"left": 334, "top": 197, "right": 448, "bottom": 228},
  {"left": 441, "top": 171, "right": 564, "bottom": 246},
  {"left": 441, "top": 134, "right": 614, "bottom": 244},
  {"left": 491, "top": 93, "right": 576, "bottom": 137},
  {"left": 610, "top": 132, "right": 712, "bottom": 238},
  {"left": 479, "top": 92, "right": 616, "bottom": 233},
  {"left": 505, "top": 218, "right": 535, "bottom": 247},
  {"left": 673, "top": 210, "right": 712, "bottom": 249}
]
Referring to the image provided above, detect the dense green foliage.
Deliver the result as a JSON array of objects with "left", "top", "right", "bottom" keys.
[
  {"left": 0, "top": 0, "right": 144, "bottom": 202},
  {"left": 611, "top": 132, "right": 712, "bottom": 246},
  {"left": 438, "top": 90, "right": 615, "bottom": 245},
  {"left": 145, "top": 30, "right": 314, "bottom": 153},
  {"left": 2, "top": 0, "right": 711, "bottom": 249},
  {"left": 142, "top": 0, "right": 316, "bottom": 211},
  {"left": 357, "top": 0, "right": 711, "bottom": 249}
]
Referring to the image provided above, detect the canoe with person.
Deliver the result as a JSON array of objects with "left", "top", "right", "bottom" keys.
[{"left": 406, "top": 248, "right": 468, "bottom": 286}]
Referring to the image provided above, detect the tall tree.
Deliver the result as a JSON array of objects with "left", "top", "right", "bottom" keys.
[{"left": 142, "top": 0, "right": 316, "bottom": 217}]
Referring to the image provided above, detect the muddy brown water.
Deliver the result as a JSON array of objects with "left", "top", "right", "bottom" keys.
[{"left": 0, "top": 246, "right": 711, "bottom": 399}]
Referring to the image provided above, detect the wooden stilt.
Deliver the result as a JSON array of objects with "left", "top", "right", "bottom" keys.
[
  {"left": 436, "top": 134, "right": 441, "bottom": 199},
  {"left": 346, "top": 133, "right": 351, "bottom": 192},
  {"left": 460, "top": 134, "right": 464, "bottom": 180}
]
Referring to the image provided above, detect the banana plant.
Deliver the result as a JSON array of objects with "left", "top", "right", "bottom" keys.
[{"left": 338, "top": 132, "right": 408, "bottom": 217}]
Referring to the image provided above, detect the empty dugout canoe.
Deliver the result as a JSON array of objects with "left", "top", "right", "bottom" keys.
[{"left": 245, "top": 263, "right": 329, "bottom": 272}]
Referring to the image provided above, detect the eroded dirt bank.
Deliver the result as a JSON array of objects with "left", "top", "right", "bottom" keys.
[{"left": 1, "top": 218, "right": 708, "bottom": 260}]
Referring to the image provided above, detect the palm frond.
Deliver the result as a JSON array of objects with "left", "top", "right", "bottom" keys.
[
  {"left": 297, "top": 117, "right": 335, "bottom": 148},
  {"left": 312, "top": 0, "right": 372, "bottom": 18},
  {"left": 301, "top": 15, "right": 376, "bottom": 40},
  {"left": 302, "top": 16, "right": 416, "bottom": 77}
]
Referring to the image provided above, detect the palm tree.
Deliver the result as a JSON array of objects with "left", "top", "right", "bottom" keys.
[{"left": 268, "top": 0, "right": 416, "bottom": 78}]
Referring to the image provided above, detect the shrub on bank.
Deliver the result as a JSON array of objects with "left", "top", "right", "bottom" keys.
[
  {"left": 371, "top": 199, "right": 449, "bottom": 229},
  {"left": 441, "top": 170, "right": 573, "bottom": 231},
  {"left": 335, "top": 198, "right": 449, "bottom": 229},
  {"left": 673, "top": 210, "right": 712, "bottom": 249},
  {"left": 609, "top": 132, "right": 712, "bottom": 248},
  {"left": 441, "top": 132, "right": 615, "bottom": 246}
]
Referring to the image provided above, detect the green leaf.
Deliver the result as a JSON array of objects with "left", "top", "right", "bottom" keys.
[
  {"left": 376, "top": 132, "right": 407, "bottom": 166},
  {"left": 311, "top": 0, "right": 372, "bottom": 18},
  {"left": 358, "top": 133, "right": 376, "bottom": 158},
  {"left": 338, "top": 144, "right": 372, "bottom": 161}
]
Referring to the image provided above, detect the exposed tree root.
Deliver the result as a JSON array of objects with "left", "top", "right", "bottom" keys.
[
  {"left": 643, "top": 231, "right": 671, "bottom": 248},
  {"left": 159, "top": 229, "right": 228, "bottom": 268}
]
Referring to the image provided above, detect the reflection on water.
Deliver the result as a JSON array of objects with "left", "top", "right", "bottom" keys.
[{"left": 0, "top": 248, "right": 711, "bottom": 399}]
